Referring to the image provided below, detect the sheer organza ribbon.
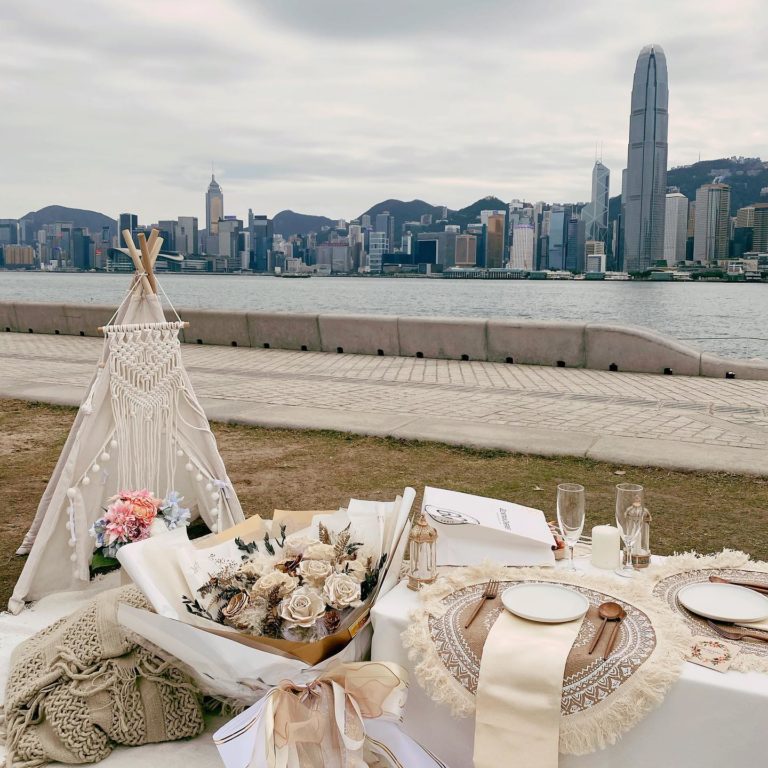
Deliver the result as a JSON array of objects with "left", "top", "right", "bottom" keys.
[{"left": 214, "top": 662, "right": 431, "bottom": 768}]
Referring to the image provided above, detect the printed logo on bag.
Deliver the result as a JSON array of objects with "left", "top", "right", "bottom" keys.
[{"left": 425, "top": 505, "right": 480, "bottom": 526}]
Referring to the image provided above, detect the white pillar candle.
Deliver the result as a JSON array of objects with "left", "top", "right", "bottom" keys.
[{"left": 591, "top": 525, "right": 621, "bottom": 569}]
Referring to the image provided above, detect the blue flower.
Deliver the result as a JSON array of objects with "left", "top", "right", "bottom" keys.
[{"left": 161, "top": 491, "right": 191, "bottom": 530}]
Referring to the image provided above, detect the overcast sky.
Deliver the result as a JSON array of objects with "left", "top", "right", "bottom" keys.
[{"left": 1, "top": 0, "right": 765, "bottom": 224}]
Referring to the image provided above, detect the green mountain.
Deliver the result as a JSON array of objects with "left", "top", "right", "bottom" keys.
[
  {"left": 272, "top": 209, "right": 335, "bottom": 237},
  {"left": 448, "top": 196, "right": 508, "bottom": 228},
  {"left": 20, "top": 205, "right": 116, "bottom": 236},
  {"left": 609, "top": 157, "right": 768, "bottom": 219}
]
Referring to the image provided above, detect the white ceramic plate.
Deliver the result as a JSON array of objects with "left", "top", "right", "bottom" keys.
[
  {"left": 501, "top": 583, "right": 590, "bottom": 624},
  {"left": 677, "top": 582, "right": 768, "bottom": 623}
]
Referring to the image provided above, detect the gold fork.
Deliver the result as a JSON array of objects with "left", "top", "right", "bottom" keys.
[{"left": 464, "top": 580, "right": 500, "bottom": 629}]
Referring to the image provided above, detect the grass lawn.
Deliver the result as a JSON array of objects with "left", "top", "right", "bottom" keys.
[{"left": 2, "top": 398, "right": 768, "bottom": 608}]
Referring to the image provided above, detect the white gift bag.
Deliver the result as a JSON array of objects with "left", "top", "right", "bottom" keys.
[{"left": 422, "top": 486, "right": 556, "bottom": 567}]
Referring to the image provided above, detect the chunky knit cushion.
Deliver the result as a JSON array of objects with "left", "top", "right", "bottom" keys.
[{"left": 2, "top": 586, "right": 204, "bottom": 767}]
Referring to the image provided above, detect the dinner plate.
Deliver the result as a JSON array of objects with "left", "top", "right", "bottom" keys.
[
  {"left": 501, "top": 583, "right": 589, "bottom": 624},
  {"left": 677, "top": 582, "right": 768, "bottom": 623}
]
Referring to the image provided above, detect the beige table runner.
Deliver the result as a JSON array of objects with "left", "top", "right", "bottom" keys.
[{"left": 474, "top": 610, "right": 583, "bottom": 768}]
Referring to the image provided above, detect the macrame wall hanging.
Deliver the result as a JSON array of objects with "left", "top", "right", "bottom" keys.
[{"left": 106, "top": 320, "right": 185, "bottom": 493}]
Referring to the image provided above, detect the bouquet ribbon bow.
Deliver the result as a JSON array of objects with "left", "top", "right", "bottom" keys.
[{"left": 214, "top": 662, "right": 439, "bottom": 768}]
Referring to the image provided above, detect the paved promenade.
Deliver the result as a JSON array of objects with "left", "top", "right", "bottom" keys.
[{"left": 2, "top": 333, "right": 768, "bottom": 474}]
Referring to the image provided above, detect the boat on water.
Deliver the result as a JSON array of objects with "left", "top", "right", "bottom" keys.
[{"left": 280, "top": 272, "right": 311, "bottom": 278}]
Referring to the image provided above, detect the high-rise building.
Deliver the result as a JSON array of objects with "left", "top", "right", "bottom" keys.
[
  {"left": 176, "top": 217, "right": 198, "bottom": 256},
  {"left": 206, "top": 174, "right": 224, "bottom": 237},
  {"left": 664, "top": 192, "right": 689, "bottom": 265},
  {"left": 218, "top": 217, "right": 243, "bottom": 271},
  {"left": 0, "top": 219, "right": 19, "bottom": 247},
  {"left": 753, "top": 203, "right": 768, "bottom": 252},
  {"left": 622, "top": 44, "right": 669, "bottom": 271},
  {"left": 547, "top": 206, "right": 570, "bottom": 270},
  {"left": 585, "top": 240, "right": 607, "bottom": 273},
  {"left": 454, "top": 234, "right": 477, "bottom": 267},
  {"left": 118, "top": 213, "right": 138, "bottom": 247},
  {"left": 581, "top": 161, "right": 610, "bottom": 247},
  {"left": 248, "top": 211, "right": 272, "bottom": 272},
  {"left": 367, "top": 232, "right": 388, "bottom": 273},
  {"left": 71, "top": 228, "right": 92, "bottom": 270},
  {"left": 566, "top": 217, "right": 586, "bottom": 272},
  {"left": 693, "top": 184, "right": 731, "bottom": 263},
  {"left": 509, "top": 224, "right": 534, "bottom": 270},
  {"left": 375, "top": 212, "right": 396, "bottom": 250},
  {"left": 736, "top": 206, "right": 755, "bottom": 229},
  {"left": 481, "top": 211, "right": 506, "bottom": 269},
  {"left": 157, "top": 220, "right": 177, "bottom": 252}
]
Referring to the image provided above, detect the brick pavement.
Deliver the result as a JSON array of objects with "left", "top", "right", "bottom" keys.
[{"left": 2, "top": 333, "right": 768, "bottom": 474}]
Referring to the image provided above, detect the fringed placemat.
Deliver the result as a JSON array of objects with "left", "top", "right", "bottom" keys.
[
  {"left": 650, "top": 550, "right": 768, "bottom": 673},
  {"left": 402, "top": 564, "right": 689, "bottom": 756}
]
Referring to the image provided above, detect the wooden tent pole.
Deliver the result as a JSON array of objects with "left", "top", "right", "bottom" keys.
[
  {"left": 137, "top": 232, "right": 158, "bottom": 294},
  {"left": 121, "top": 229, "right": 152, "bottom": 295},
  {"left": 148, "top": 236, "right": 164, "bottom": 267}
]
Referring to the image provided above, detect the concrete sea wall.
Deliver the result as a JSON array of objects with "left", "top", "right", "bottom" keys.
[{"left": 1, "top": 301, "right": 767, "bottom": 380}]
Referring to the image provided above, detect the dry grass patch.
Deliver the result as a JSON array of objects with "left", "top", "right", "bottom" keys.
[{"left": 2, "top": 398, "right": 768, "bottom": 608}]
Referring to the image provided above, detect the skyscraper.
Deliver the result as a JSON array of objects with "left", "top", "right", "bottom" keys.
[
  {"left": 622, "top": 44, "right": 669, "bottom": 271},
  {"left": 547, "top": 206, "right": 571, "bottom": 270},
  {"left": 693, "top": 183, "right": 731, "bottom": 264},
  {"left": 581, "top": 161, "right": 610, "bottom": 247},
  {"left": 509, "top": 224, "right": 534, "bottom": 270},
  {"left": 664, "top": 192, "right": 688, "bottom": 265},
  {"left": 177, "top": 216, "right": 199, "bottom": 256},
  {"left": 206, "top": 174, "right": 224, "bottom": 237},
  {"left": 118, "top": 213, "right": 137, "bottom": 247},
  {"left": 375, "top": 212, "right": 395, "bottom": 250},
  {"left": 752, "top": 203, "right": 768, "bottom": 253}
]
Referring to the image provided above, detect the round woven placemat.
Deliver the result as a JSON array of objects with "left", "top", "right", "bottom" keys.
[
  {"left": 427, "top": 580, "right": 656, "bottom": 716},
  {"left": 653, "top": 567, "right": 768, "bottom": 661},
  {"left": 403, "top": 564, "right": 689, "bottom": 755}
]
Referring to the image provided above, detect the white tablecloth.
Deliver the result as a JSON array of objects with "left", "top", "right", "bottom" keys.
[{"left": 371, "top": 568, "right": 768, "bottom": 768}]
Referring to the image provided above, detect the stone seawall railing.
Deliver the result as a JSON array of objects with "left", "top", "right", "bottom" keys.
[{"left": 1, "top": 301, "right": 767, "bottom": 380}]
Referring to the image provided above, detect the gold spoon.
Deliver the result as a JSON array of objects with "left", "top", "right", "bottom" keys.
[
  {"left": 588, "top": 602, "right": 623, "bottom": 655},
  {"left": 604, "top": 606, "right": 627, "bottom": 658}
]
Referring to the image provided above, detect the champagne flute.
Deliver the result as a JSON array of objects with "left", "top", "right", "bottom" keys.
[
  {"left": 557, "top": 483, "right": 586, "bottom": 571},
  {"left": 615, "top": 483, "right": 645, "bottom": 578}
]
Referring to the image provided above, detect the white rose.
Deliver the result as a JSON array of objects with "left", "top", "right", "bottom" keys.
[
  {"left": 284, "top": 535, "right": 320, "bottom": 558},
  {"left": 299, "top": 558, "right": 333, "bottom": 587},
  {"left": 279, "top": 587, "right": 327, "bottom": 628},
  {"left": 239, "top": 558, "right": 271, "bottom": 579},
  {"left": 302, "top": 543, "right": 336, "bottom": 562},
  {"left": 340, "top": 559, "right": 368, "bottom": 583},
  {"left": 323, "top": 572, "right": 362, "bottom": 610},
  {"left": 251, "top": 570, "right": 298, "bottom": 598}
]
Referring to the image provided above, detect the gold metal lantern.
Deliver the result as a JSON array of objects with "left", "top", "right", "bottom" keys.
[{"left": 407, "top": 512, "right": 438, "bottom": 591}]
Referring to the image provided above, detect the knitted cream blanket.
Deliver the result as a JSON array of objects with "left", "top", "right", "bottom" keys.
[{"left": 2, "top": 586, "right": 204, "bottom": 768}]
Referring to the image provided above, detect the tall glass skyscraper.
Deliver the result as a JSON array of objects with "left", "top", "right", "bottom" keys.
[
  {"left": 581, "top": 161, "right": 610, "bottom": 246},
  {"left": 621, "top": 44, "right": 669, "bottom": 272}
]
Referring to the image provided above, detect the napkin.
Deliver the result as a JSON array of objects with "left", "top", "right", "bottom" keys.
[
  {"left": 736, "top": 616, "right": 768, "bottom": 631},
  {"left": 474, "top": 608, "right": 583, "bottom": 768}
]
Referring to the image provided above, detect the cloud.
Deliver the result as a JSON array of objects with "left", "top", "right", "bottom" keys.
[{"left": 0, "top": 0, "right": 765, "bottom": 223}]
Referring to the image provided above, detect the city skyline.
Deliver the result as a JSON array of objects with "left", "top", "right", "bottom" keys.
[{"left": 1, "top": 1, "right": 766, "bottom": 222}]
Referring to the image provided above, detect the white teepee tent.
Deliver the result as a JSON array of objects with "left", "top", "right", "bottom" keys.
[{"left": 9, "top": 229, "right": 245, "bottom": 613}]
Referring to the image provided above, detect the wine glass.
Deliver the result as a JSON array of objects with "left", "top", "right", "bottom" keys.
[
  {"left": 615, "top": 483, "right": 645, "bottom": 578},
  {"left": 556, "top": 483, "right": 586, "bottom": 571}
]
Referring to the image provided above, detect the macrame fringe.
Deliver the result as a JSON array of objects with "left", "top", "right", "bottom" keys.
[
  {"left": 402, "top": 562, "right": 691, "bottom": 756},
  {"left": 648, "top": 549, "right": 768, "bottom": 675}
]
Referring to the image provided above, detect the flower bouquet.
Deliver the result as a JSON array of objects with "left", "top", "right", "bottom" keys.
[
  {"left": 90, "top": 489, "right": 190, "bottom": 569},
  {"left": 116, "top": 490, "right": 415, "bottom": 689}
]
